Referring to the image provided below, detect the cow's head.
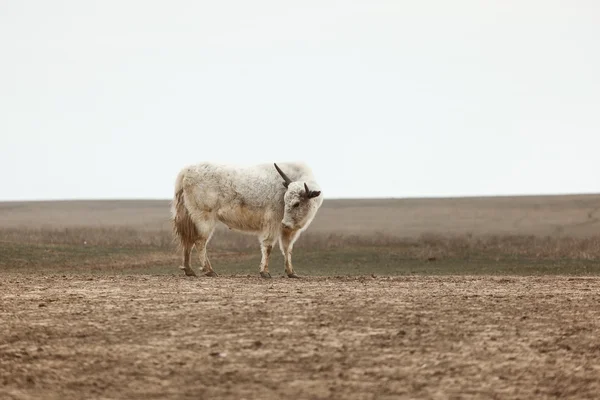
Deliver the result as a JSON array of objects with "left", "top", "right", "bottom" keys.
[{"left": 274, "top": 163, "right": 321, "bottom": 230}]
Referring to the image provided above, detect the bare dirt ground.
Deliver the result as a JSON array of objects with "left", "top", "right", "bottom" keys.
[{"left": 2, "top": 274, "right": 600, "bottom": 400}]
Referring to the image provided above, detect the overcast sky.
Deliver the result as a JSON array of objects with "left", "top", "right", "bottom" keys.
[{"left": 1, "top": 1, "right": 599, "bottom": 201}]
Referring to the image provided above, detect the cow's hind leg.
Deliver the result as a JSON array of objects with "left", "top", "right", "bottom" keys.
[
  {"left": 172, "top": 189, "right": 200, "bottom": 277},
  {"left": 180, "top": 244, "right": 197, "bottom": 277},
  {"left": 196, "top": 238, "right": 218, "bottom": 277},
  {"left": 194, "top": 217, "right": 218, "bottom": 277}
]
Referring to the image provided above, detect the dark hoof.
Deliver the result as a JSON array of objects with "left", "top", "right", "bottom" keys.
[
  {"left": 260, "top": 271, "right": 272, "bottom": 279},
  {"left": 205, "top": 271, "right": 218, "bottom": 277},
  {"left": 180, "top": 266, "right": 197, "bottom": 277},
  {"left": 287, "top": 273, "right": 300, "bottom": 279}
]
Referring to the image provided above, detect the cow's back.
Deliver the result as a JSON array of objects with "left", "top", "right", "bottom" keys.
[{"left": 181, "top": 162, "right": 286, "bottom": 214}]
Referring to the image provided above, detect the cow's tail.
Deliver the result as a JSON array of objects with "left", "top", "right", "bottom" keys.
[{"left": 171, "top": 169, "right": 199, "bottom": 249}]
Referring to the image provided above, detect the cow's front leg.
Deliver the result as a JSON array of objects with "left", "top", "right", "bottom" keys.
[
  {"left": 259, "top": 236, "right": 276, "bottom": 279},
  {"left": 279, "top": 229, "right": 300, "bottom": 278}
]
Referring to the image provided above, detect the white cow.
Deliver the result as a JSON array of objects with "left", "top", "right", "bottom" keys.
[{"left": 171, "top": 161, "right": 323, "bottom": 278}]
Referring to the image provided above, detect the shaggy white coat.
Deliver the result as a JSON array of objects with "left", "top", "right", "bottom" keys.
[{"left": 171, "top": 161, "right": 323, "bottom": 278}]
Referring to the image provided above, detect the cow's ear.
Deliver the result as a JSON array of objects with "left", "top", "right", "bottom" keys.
[{"left": 308, "top": 190, "right": 321, "bottom": 199}]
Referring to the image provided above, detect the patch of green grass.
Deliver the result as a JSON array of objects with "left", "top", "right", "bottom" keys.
[
  {"left": 0, "top": 242, "right": 165, "bottom": 273},
  {"left": 259, "top": 247, "right": 600, "bottom": 276},
  {"left": 153, "top": 247, "right": 600, "bottom": 277},
  {"left": 2, "top": 243, "right": 600, "bottom": 276}
]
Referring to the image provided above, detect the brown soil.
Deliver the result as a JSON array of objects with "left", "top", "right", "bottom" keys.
[{"left": 1, "top": 274, "right": 600, "bottom": 399}]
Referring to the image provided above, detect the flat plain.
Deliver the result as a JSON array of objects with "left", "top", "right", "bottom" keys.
[{"left": 1, "top": 195, "right": 600, "bottom": 399}]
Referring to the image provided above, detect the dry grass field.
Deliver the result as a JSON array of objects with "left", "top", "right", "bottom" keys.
[
  {"left": 2, "top": 195, "right": 600, "bottom": 275},
  {"left": 2, "top": 195, "right": 600, "bottom": 399}
]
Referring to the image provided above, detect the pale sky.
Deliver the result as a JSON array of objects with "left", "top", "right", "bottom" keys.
[{"left": 1, "top": 1, "right": 599, "bottom": 201}]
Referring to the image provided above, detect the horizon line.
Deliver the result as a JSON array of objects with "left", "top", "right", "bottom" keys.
[{"left": 2, "top": 191, "right": 600, "bottom": 203}]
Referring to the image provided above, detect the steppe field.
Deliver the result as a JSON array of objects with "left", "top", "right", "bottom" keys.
[{"left": 2, "top": 195, "right": 600, "bottom": 399}]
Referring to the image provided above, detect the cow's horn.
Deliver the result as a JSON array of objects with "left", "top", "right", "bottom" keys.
[
  {"left": 304, "top": 182, "right": 321, "bottom": 199},
  {"left": 274, "top": 163, "right": 292, "bottom": 188}
]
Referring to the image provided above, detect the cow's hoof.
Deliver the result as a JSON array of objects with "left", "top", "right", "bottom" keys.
[
  {"left": 260, "top": 271, "right": 272, "bottom": 279},
  {"left": 204, "top": 271, "right": 218, "bottom": 277},
  {"left": 287, "top": 273, "right": 300, "bottom": 279},
  {"left": 180, "top": 266, "right": 197, "bottom": 277}
]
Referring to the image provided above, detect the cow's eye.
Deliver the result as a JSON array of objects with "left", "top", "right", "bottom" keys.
[{"left": 292, "top": 202, "right": 300, "bottom": 208}]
